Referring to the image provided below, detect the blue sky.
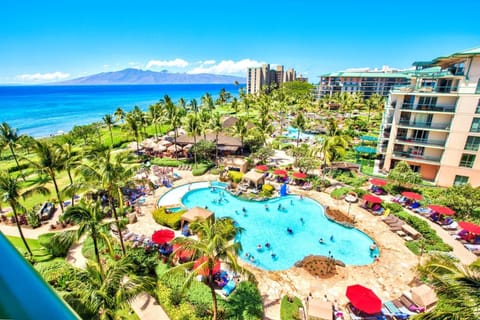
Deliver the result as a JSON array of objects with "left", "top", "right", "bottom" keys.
[{"left": 1, "top": 0, "right": 479, "bottom": 84}]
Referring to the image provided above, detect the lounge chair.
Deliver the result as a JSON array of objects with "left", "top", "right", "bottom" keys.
[
  {"left": 221, "top": 280, "right": 236, "bottom": 296},
  {"left": 383, "top": 301, "right": 410, "bottom": 319}
]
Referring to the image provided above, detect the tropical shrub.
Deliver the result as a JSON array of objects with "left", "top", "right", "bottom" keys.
[
  {"left": 228, "top": 171, "right": 244, "bottom": 183},
  {"left": 152, "top": 207, "right": 185, "bottom": 230},
  {"left": 330, "top": 187, "right": 351, "bottom": 200},
  {"left": 128, "top": 247, "right": 160, "bottom": 276},
  {"left": 331, "top": 170, "right": 367, "bottom": 187},
  {"left": 223, "top": 281, "right": 263, "bottom": 320},
  {"left": 26, "top": 209, "right": 41, "bottom": 228},
  {"left": 352, "top": 187, "right": 367, "bottom": 198},
  {"left": 38, "top": 231, "right": 76, "bottom": 258},
  {"left": 261, "top": 184, "right": 275, "bottom": 197},
  {"left": 35, "top": 259, "right": 77, "bottom": 290},
  {"left": 150, "top": 158, "right": 184, "bottom": 167}
]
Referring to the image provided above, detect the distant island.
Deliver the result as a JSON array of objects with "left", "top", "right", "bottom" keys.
[{"left": 56, "top": 68, "right": 245, "bottom": 85}]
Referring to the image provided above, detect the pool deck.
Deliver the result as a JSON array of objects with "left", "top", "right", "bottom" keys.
[{"left": 2, "top": 169, "right": 476, "bottom": 319}]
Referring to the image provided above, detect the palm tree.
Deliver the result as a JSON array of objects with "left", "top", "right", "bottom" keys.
[
  {"left": 27, "top": 140, "right": 65, "bottom": 212},
  {"left": 79, "top": 149, "right": 133, "bottom": 255},
  {"left": 148, "top": 102, "right": 163, "bottom": 140},
  {"left": 317, "top": 135, "right": 349, "bottom": 177},
  {"left": 185, "top": 113, "right": 201, "bottom": 169},
  {"left": 202, "top": 93, "right": 214, "bottom": 112},
  {"left": 189, "top": 98, "right": 199, "bottom": 114},
  {"left": 164, "top": 95, "right": 185, "bottom": 159},
  {"left": 0, "top": 122, "right": 22, "bottom": 173},
  {"left": 0, "top": 172, "right": 49, "bottom": 257},
  {"left": 62, "top": 200, "right": 111, "bottom": 275},
  {"left": 198, "top": 108, "right": 211, "bottom": 141},
  {"left": 416, "top": 255, "right": 480, "bottom": 319},
  {"left": 114, "top": 107, "right": 125, "bottom": 124},
  {"left": 231, "top": 117, "right": 248, "bottom": 153},
  {"left": 169, "top": 217, "right": 243, "bottom": 320},
  {"left": 210, "top": 112, "right": 223, "bottom": 166},
  {"left": 65, "top": 257, "right": 155, "bottom": 319},
  {"left": 102, "top": 114, "right": 115, "bottom": 146},
  {"left": 291, "top": 113, "right": 306, "bottom": 147},
  {"left": 55, "top": 141, "right": 81, "bottom": 205},
  {"left": 125, "top": 113, "right": 141, "bottom": 153},
  {"left": 231, "top": 97, "right": 239, "bottom": 113}
]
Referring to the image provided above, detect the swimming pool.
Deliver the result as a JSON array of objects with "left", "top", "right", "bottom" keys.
[
  {"left": 284, "top": 126, "right": 317, "bottom": 141},
  {"left": 178, "top": 185, "right": 378, "bottom": 271}
]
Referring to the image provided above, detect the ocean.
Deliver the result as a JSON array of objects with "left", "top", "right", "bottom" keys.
[{"left": 0, "top": 84, "right": 241, "bottom": 138}]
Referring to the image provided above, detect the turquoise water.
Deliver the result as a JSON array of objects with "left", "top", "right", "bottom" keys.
[
  {"left": 0, "top": 84, "right": 241, "bottom": 137},
  {"left": 284, "top": 126, "right": 317, "bottom": 141},
  {"left": 180, "top": 187, "right": 377, "bottom": 271}
]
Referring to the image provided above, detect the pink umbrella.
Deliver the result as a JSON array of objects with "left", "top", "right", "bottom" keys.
[
  {"left": 370, "top": 178, "right": 387, "bottom": 186},
  {"left": 273, "top": 169, "right": 288, "bottom": 177},
  {"left": 402, "top": 191, "right": 423, "bottom": 201},
  {"left": 346, "top": 284, "right": 382, "bottom": 315},
  {"left": 362, "top": 194, "right": 382, "bottom": 204},
  {"left": 193, "top": 256, "right": 221, "bottom": 276},
  {"left": 292, "top": 172, "right": 307, "bottom": 179},
  {"left": 255, "top": 165, "right": 268, "bottom": 172},
  {"left": 428, "top": 205, "right": 455, "bottom": 216}
]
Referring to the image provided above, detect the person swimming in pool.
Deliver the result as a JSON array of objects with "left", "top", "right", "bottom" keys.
[
  {"left": 287, "top": 227, "right": 293, "bottom": 234},
  {"left": 264, "top": 204, "right": 269, "bottom": 211},
  {"left": 242, "top": 207, "right": 246, "bottom": 213},
  {"left": 265, "top": 242, "right": 271, "bottom": 249},
  {"left": 330, "top": 235, "right": 334, "bottom": 241},
  {"left": 271, "top": 252, "right": 277, "bottom": 258},
  {"left": 300, "top": 217, "right": 304, "bottom": 224},
  {"left": 319, "top": 238, "right": 324, "bottom": 244}
]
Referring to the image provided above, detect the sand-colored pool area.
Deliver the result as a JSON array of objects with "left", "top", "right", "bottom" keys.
[{"left": 127, "top": 171, "right": 419, "bottom": 318}]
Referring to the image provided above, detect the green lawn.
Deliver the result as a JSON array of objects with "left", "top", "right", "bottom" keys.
[{"left": 6, "top": 235, "right": 53, "bottom": 262}]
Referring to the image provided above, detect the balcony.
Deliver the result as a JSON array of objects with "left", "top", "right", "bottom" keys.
[
  {"left": 392, "top": 152, "right": 442, "bottom": 164},
  {"left": 400, "top": 103, "right": 456, "bottom": 113},
  {"left": 398, "top": 120, "right": 451, "bottom": 130},
  {"left": 395, "top": 136, "right": 446, "bottom": 147},
  {"left": 392, "top": 85, "right": 458, "bottom": 94}
]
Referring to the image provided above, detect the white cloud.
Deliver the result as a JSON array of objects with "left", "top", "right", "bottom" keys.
[
  {"left": 145, "top": 58, "right": 189, "bottom": 69},
  {"left": 202, "top": 60, "right": 216, "bottom": 65},
  {"left": 187, "top": 59, "right": 264, "bottom": 75},
  {"left": 15, "top": 72, "right": 70, "bottom": 82}
]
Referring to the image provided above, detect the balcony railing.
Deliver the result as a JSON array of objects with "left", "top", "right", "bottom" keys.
[
  {"left": 395, "top": 136, "right": 446, "bottom": 147},
  {"left": 398, "top": 120, "right": 451, "bottom": 130},
  {"left": 401, "top": 104, "right": 456, "bottom": 113},
  {"left": 392, "top": 152, "right": 442, "bottom": 163},
  {"left": 393, "top": 85, "right": 459, "bottom": 94}
]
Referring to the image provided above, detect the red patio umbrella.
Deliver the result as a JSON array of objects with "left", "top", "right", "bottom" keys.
[
  {"left": 458, "top": 221, "right": 480, "bottom": 235},
  {"left": 370, "top": 178, "right": 387, "bottom": 186},
  {"left": 172, "top": 244, "right": 194, "bottom": 260},
  {"left": 255, "top": 165, "right": 268, "bottom": 172},
  {"left": 401, "top": 191, "right": 423, "bottom": 201},
  {"left": 193, "top": 256, "right": 221, "bottom": 276},
  {"left": 152, "top": 229, "right": 175, "bottom": 244},
  {"left": 428, "top": 205, "right": 455, "bottom": 216},
  {"left": 346, "top": 284, "right": 382, "bottom": 315},
  {"left": 273, "top": 169, "right": 288, "bottom": 177},
  {"left": 292, "top": 172, "right": 307, "bottom": 179},
  {"left": 362, "top": 194, "right": 382, "bottom": 204}
]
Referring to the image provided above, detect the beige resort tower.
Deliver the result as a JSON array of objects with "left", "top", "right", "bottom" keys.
[{"left": 379, "top": 47, "right": 480, "bottom": 187}]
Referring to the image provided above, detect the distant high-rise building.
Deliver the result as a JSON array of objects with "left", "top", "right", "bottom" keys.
[
  {"left": 316, "top": 67, "right": 411, "bottom": 99},
  {"left": 379, "top": 47, "right": 480, "bottom": 187},
  {"left": 246, "top": 64, "right": 296, "bottom": 94}
]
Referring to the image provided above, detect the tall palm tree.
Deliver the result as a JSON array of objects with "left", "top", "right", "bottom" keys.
[
  {"left": 169, "top": 217, "right": 243, "bottom": 320},
  {"left": 291, "top": 113, "right": 306, "bottom": 147},
  {"left": 102, "top": 114, "right": 115, "bottom": 146},
  {"left": 185, "top": 113, "right": 201, "bottom": 169},
  {"left": 416, "top": 255, "right": 480, "bottom": 319},
  {"left": 202, "top": 93, "right": 214, "bottom": 112},
  {"left": 125, "top": 114, "right": 141, "bottom": 153},
  {"left": 198, "top": 108, "right": 211, "bottom": 141},
  {"left": 231, "top": 117, "right": 248, "bottom": 153},
  {"left": 114, "top": 107, "right": 125, "bottom": 124},
  {"left": 55, "top": 141, "right": 81, "bottom": 205},
  {"left": 0, "top": 172, "right": 49, "bottom": 257},
  {"left": 317, "top": 135, "right": 349, "bottom": 177},
  {"left": 0, "top": 122, "right": 22, "bottom": 173},
  {"left": 189, "top": 98, "right": 199, "bottom": 114},
  {"left": 65, "top": 257, "right": 155, "bottom": 319},
  {"left": 27, "top": 140, "right": 65, "bottom": 212},
  {"left": 62, "top": 200, "right": 111, "bottom": 275},
  {"left": 210, "top": 112, "right": 223, "bottom": 166},
  {"left": 148, "top": 102, "right": 163, "bottom": 140},
  {"left": 164, "top": 95, "right": 185, "bottom": 159},
  {"left": 79, "top": 149, "right": 133, "bottom": 255},
  {"left": 231, "top": 97, "right": 239, "bottom": 113}
]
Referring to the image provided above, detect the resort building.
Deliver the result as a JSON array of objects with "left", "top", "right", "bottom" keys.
[
  {"left": 246, "top": 64, "right": 297, "bottom": 94},
  {"left": 378, "top": 47, "right": 480, "bottom": 187},
  {"left": 316, "top": 67, "right": 411, "bottom": 99}
]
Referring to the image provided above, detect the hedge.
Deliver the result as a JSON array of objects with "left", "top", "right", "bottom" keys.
[
  {"left": 330, "top": 187, "right": 351, "bottom": 200},
  {"left": 280, "top": 295, "right": 303, "bottom": 320},
  {"left": 192, "top": 162, "right": 214, "bottom": 176},
  {"left": 383, "top": 203, "right": 452, "bottom": 255},
  {"left": 152, "top": 207, "right": 185, "bottom": 230},
  {"left": 150, "top": 158, "right": 185, "bottom": 167},
  {"left": 228, "top": 171, "right": 244, "bottom": 183}
]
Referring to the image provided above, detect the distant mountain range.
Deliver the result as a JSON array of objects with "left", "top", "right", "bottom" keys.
[{"left": 57, "top": 68, "right": 245, "bottom": 85}]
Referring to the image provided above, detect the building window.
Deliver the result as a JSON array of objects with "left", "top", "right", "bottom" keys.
[
  {"left": 471, "top": 118, "right": 480, "bottom": 133},
  {"left": 459, "top": 154, "right": 476, "bottom": 168},
  {"left": 476, "top": 99, "right": 480, "bottom": 114},
  {"left": 477, "top": 80, "right": 480, "bottom": 94},
  {"left": 465, "top": 136, "right": 480, "bottom": 151},
  {"left": 454, "top": 175, "right": 469, "bottom": 186}
]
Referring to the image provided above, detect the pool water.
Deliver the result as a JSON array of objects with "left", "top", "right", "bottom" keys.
[
  {"left": 180, "top": 187, "right": 378, "bottom": 271},
  {"left": 284, "top": 126, "right": 317, "bottom": 141}
]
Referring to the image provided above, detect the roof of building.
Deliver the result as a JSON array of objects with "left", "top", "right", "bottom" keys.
[
  {"left": 413, "top": 47, "right": 480, "bottom": 68},
  {"left": 181, "top": 207, "right": 214, "bottom": 222},
  {"left": 176, "top": 133, "right": 242, "bottom": 147},
  {"left": 320, "top": 71, "right": 411, "bottom": 79}
]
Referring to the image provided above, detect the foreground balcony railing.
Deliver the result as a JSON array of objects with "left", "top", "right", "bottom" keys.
[
  {"left": 400, "top": 103, "right": 456, "bottom": 113},
  {"left": 392, "top": 152, "right": 442, "bottom": 163},
  {"left": 398, "top": 120, "right": 451, "bottom": 130},
  {"left": 395, "top": 136, "right": 446, "bottom": 147},
  {"left": 393, "top": 85, "right": 458, "bottom": 94}
]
